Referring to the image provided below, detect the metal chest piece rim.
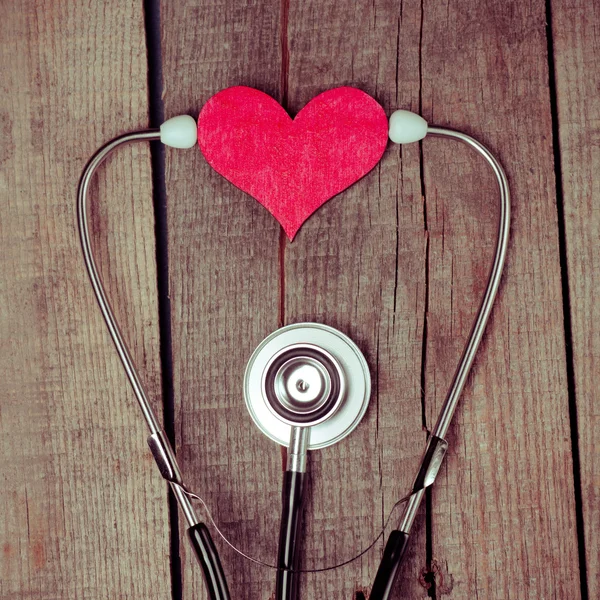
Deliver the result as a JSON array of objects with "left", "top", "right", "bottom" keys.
[{"left": 244, "top": 322, "right": 371, "bottom": 450}]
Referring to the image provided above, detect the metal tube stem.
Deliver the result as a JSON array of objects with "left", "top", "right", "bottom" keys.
[
  {"left": 77, "top": 130, "right": 198, "bottom": 526},
  {"left": 78, "top": 130, "right": 162, "bottom": 433},
  {"left": 287, "top": 426, "right": 309, "bottom": 473},
  {"left": 398, "top": 127, "right": 510, "bottom": 533}
]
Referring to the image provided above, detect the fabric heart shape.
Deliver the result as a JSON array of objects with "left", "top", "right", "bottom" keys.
[{"left": 197, "top": 86, "right": 389, "bottom": 239}]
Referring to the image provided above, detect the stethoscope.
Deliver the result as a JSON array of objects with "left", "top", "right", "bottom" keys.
[{"left": 78, "top": 101, "right": 509, "bottom": 600}]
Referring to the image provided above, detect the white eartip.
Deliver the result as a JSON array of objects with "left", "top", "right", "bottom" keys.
[
  {"left": 388, "top": 110, "right": 428, "bottom": 144},
  {"left": 160, "top": 115, "right": 198, "bottom": 149}
]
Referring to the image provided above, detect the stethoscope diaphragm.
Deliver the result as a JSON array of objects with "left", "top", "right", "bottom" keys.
[{"left": 244, "top": 322, "right": 371, "bottom": 449}]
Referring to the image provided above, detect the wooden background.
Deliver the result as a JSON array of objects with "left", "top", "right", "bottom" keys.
[{"left": 0, "top": 0, "right": 597, "bottom": 598}]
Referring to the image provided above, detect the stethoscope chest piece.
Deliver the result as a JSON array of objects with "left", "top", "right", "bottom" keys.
[{"left": 244, "top": 323, "right": 371, "bottom": 449}]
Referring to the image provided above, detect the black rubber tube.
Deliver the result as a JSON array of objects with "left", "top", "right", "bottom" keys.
[
  {"left": 275, "top": 470, "right": 306, "bottom": 600},
  {"left": 369, "top": 530, "right": 410, "bottom": 600},
  {"left": 187, "top": 523, "right": 231, "bottom": 600}
]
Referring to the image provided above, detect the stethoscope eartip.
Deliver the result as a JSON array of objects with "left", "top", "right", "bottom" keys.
[
  {"left": 388, "top": 109, "right": 428, "bottom": 144},
  {"left": 160, "top": 114, "right": 198, "bottom": 148}
]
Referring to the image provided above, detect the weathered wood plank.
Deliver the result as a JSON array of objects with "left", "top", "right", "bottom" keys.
[
  {"left": 419, "top": 1, "right": 582, "bottom": 597},
  {"left": 284, "top": 1, "right": 429, "bottom": 598},
  {"left": 160, "top": 2, "right": 283, "bottom": 598},
  {"left": 552, "top": 0, "right": 600, "bottom": 596},
  {"left": 162, "top": 2, "right": 585, "bottom": 600},
  {"left": 0, "top": 2, "right": 170, "bottom": 599}
]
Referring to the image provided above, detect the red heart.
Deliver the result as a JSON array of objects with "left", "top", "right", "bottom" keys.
[{"left": 197, "top": 86, "right": 389, "bottom": 239}]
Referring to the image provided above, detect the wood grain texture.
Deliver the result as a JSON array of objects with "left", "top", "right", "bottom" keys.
[
  {"left": 0, "top": 1, "right": 170, "bottom": 599},
  {"left": 419, "top": 1, "right": 582, "bottom": 598},
  {"left": 2, "top": 1, "right": 595, "bottom": 599},
  {"left": 284, "top": 2, "right": 429, "bottom": 598},
  {"left": 162, "top": 1, "right": 586, "bottom": 599},
  {"left": 160, "top": 2, "right": 284, "bottom": 599},
  {"left": 552, "top": 0, "right": 600, "bottom": 596}
]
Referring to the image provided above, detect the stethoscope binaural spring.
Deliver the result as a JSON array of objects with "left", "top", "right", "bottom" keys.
[{"left": 77, "top": 108, "right": 509, "bottom": 600}]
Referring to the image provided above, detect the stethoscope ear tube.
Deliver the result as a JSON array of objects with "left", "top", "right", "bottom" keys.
[
  {"left": 369, "top": 127, "right": 510, "bottom": 597},
  {"left": 187, "top": 523, "right": 231, "bottom": 600},
  {"left": 77, "top": 129, "right": 231, "bottom": 597}
]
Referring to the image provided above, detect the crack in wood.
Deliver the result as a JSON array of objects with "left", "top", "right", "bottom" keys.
[{"left": 278, "top": 0, "right": 290, "bottom": 329}]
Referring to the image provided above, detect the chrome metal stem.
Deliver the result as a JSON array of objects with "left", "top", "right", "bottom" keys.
[
  {"left": 398, "top": 127, "right": 510, "bottom": 534},
  {"left": 78, "top": 130, "right": 161, "bottom": 433},
  {"left": 398, "top": 489, "right": 425, "bottom": 533},
  {"left": 287, "top": 426, "right": 309, "bottom": 473},
  {"left": 77, "top": 130, "right": 198, "bottom": 526},
  {"left": 172, "top": 482, "right": 199, "bottom": 527}
]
